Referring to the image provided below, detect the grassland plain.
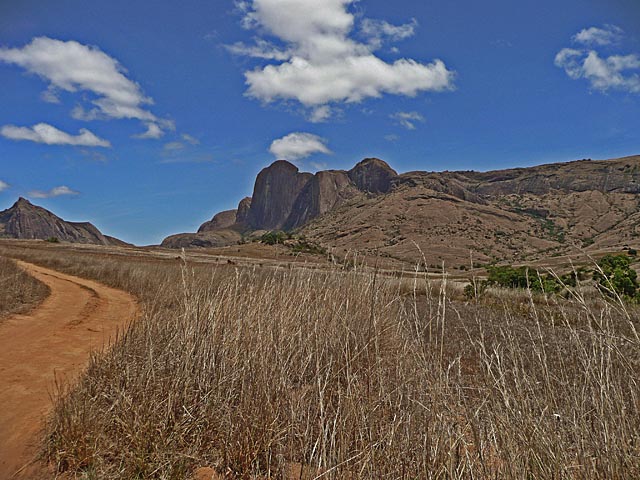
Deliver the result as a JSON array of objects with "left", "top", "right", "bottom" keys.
[
  {"left": 0, "top": 256, "right": 49, "bottom": 319},
  {"left": 1, "top": 241, "right": 639, "bottom": 479}
]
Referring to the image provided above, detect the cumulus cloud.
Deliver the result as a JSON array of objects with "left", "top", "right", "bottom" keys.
[
  {"left": 309, "top": 105, "right": 332, "bottom": 123},
  {"left": 0, "top": 180, "right": 9, "bottom": 192},
  {"left": 573, "top": 25, "right": 623, "bottom": 46},
  {"left": 1, "top": 123, "right": 111, "bottom": 147},
  {"left": 29, "top": 185, "right": 79, "bottom": 198},
  {"left": 555, "top": 26, "right": 640, "bottom": 94},
  {"left": 391, "top": 111, "right": 424, "bottom": 130},
  {"left": 0, "top": 37, "right": 168, "bottom": 137},
  {"left": 269, "top": 132, "right": 331, "bottom": 160},
  {"left": 232, "top": 0, "right": 454, "bottom": 119}
]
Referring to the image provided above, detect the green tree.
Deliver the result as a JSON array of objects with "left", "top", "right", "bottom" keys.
[
  {"left": 260, "top": 231, "right": 288, "bottom": 245},
  {"left": 594, "top": 254, "right": 639, "bottom": 298}
]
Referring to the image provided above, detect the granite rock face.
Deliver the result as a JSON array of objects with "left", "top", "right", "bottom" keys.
[
  {"left": 235, "top": 197, "right": 252, "bottom": 224},
  {"left": 198, "top": 209, "right": 237, "bottom": 233},
  {"left": 247, "top": 160, "right": 313, "bottom": 230},
  {"left": 465, "top": 159, "right": 640, "bottom": 196},
  {"left": 284, "top": 170, "right": 359, "bottom": 230},
  {"left": 161, "top": 230, "right": 241, "bottom": 249},
  {"left": 348, "top": 158, "right": 398, "bottom": 194},
  {"left": 0, "top": 197, "right": 123, "bottom": 245}
]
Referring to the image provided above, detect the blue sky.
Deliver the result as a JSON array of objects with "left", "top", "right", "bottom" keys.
[{"left": 1, "top": 0, "right": 639, "bottom": 245}]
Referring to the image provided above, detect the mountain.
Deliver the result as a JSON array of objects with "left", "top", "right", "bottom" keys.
[
  {"left": 161, "top": 155, "right": 640, "bottom": 267},
  {"left": 0, "top": 197, "right": 127, "bottom": 246}
]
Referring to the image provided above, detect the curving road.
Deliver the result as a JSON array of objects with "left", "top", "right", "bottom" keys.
[{"left": 0, "top": 261, "right": 138, "bottom": 479}]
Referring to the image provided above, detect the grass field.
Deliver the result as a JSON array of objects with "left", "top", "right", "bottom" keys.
[
  {"left": 0, "top": 256, "right": 49, "bottom": 319},
  {"left": 1, "top": 241, "right": 639, "bottom": 479}
]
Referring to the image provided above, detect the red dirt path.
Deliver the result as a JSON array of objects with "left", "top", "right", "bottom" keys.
[{"left": 0, "top": 261, "right": 137, "bottom": 479}]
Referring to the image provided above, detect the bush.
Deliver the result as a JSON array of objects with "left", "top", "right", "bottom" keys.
[
  {"left": 486, "top": 265, "right": 575, "bottom": 294},
  {"left": 45, "top": 237, "right": 60, "bottom": 243},
  {"left": 260, "top": 230, "right": 288, "bottom": 245},
  {"left": 594, "top": 254, "right": 639, "bottom": 299}
]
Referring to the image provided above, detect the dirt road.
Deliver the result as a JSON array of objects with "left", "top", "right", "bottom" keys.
[{"left": 0, "top": 261, "right": 138, "bottom": 479}]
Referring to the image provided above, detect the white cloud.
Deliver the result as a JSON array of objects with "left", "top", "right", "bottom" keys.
[
  {"left": 0, "top": 180, "right": 9, "bottom": 192},
  {"left": 226, "top": 39, "right": 291, "bottom": 60},
  {"left": 573, "top": 25, "right": 623, "bottom": 46},
  {"left": 384, "top": 134, "right": 399, "bottom": 142},
  {"left": 162, "top": 134, "right": 200, "bottom": 152},
  {"left": 269, "top": 132, "right": 331, "bottom": 160},
  {"left": 391, "top": 111, "right": 424, "bottom": 130},
  {"left": 133, "top": 122, "right": 165, "bottom": 139},
  {"left": 555, "top": 48, "right": 640, "bottom": 94},
  {"left": 234, "top": 0, "right": 454, "bottom": 119},
  {"left": 1, "top": 123, "right": 111, "bottom": 147},
  {"left": 309, "top": 105, "right": 332, "bottom": 123},
  {"left": 556, "top": 26, "right": 640, "bottom": 94},
  {"left": 360, "top": 18, "right": 417, "bottom": 49},
  {"left": 29, "top": 185, "right": 79, "bottom": 198},
  {"left": 0, "top": 37, "right": 167, "bottom": 137},
  {"left": 40, "top": 86, "right": 60, "bottom": 104}
]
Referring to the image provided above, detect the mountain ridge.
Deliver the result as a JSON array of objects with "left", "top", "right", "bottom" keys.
[
  {"left": 0, "top": 197, "right": 127, "bottom": 246},
  {"left": 161, "top": 154, "right": 640, "bottom": 266}
]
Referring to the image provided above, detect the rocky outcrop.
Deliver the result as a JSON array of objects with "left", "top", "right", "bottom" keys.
[
  {"left": 162, "top": 158, "right": 399, "bottom": 248},
  {"left": 348, "top": 158, "right": 397, "bottom": 194},
  {"left": 465, "top": 158, "right": 640, "bottom": 196},
  {"left": 160, "top": 154, "right": 640, "bottom": 256},
  {"left": 284, "top": 170, "right": 360, "bottom": 229},
  {"left": 247, "top": 160, "right": 313, "bottom": 230},
  {"left": 161, "top": 230, "right": 241, "bottom": 249},
  {"left": 198, "top": 209, "right": 237, "bottom": 233},
  {"left": 235, "top": 197, "right": 252, "bottom": 224},
  {"left": 0, "top": 197, "right": 124, "bottom": 245}
]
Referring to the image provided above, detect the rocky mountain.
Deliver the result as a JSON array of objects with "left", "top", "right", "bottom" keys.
[
  {"left": 0, "top": 197, "right": 126, "bottom": 246},
  {"left": 161, "top": 196, "right": 253, "bottom": 249},
  {"left": 161, "top": 154, "right": 640, "bottom": 267},
  {"left": 246, "top": 160, "right": 313, "bottom": 230}
]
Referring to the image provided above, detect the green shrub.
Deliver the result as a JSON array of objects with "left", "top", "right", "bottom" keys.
[
  {"left": 594, "top": 254, "right": 639, "bottom": 299},
  {"left": 45, "top": 237, "right": 60, "bottom": 243},
  {"left": 260, "top": 231, "right": 288, "bottom": 245},
  {"left": 486, "top": 265, "right": 568, "bottom": 294}
]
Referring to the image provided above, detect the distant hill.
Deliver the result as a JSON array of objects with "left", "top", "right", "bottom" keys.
[
  {"left": 161, "top": 155, "right": 640, "bottom": 267},
  {"left": 0, "top": 197, "right": 127, "bottom": 246}
]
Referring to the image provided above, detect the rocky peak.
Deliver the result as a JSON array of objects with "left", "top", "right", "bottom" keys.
[
  {"left": 235, "top": 197, "right": 252, "bottom": 224},
  {"left": 247, "top": 160, "right": 313, "bottom": 230},
  {"left": 198, "top": 209, "right": 237, "bottom": 233},
  {"left": 13, "top": 197, "right": 36, "bottom": 210},
  {"left": 284, "top": 170, "right": 359, "bottom": 230},
  {"left": 0, "top": 197, "right": 122, "bottom": 245},
  {"left": 348, "top": 158, "right": 397, "bottom": 194}
]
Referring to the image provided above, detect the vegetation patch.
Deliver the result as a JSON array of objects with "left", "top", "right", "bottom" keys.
[{"left": 0, "top": 256, "right": 50, "bottom": 318}]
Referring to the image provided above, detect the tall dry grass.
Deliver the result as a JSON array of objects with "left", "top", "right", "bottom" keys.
[
  {"left": 0, "top": 255, "right": 49, "bottom": 318},
  {"left": 1, "top": 243, "right": 639, "bottom": 478}
]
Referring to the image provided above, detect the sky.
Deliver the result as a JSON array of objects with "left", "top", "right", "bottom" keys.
[{"left": 1, "top": 0, "right": 639, "bottom": 245}]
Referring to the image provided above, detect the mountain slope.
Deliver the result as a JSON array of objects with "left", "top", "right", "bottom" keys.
[
  {"left": 0, "top": 198, "right": 126, "bottom": 246},
  {"left": 161, "top": 155, "right": 640, "bottom": 267}
]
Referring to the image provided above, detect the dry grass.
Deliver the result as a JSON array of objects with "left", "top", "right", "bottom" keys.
[
  {"left": 1, "top": 242, "right": 639, "bottom": 479},
  {"left": 0, "top": 256, "right": 49, "bottom": 319}
]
